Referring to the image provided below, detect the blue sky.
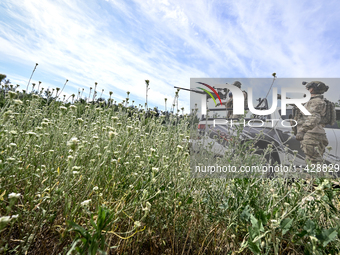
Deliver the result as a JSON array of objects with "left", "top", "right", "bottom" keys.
[{"left": 1, "top": 0, "right": 340, "bottom": 112}]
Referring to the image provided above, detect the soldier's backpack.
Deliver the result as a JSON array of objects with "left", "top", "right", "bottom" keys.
[{"left": 321, "top": 98, "right": 336, "bottom": 126}]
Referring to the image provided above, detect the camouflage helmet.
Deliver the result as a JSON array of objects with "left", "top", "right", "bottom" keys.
[
  {"left": 304, "top": 81, "right": 329, "bottom": 94},
  {"left": 233, "top": 81, "right": 242, "bottom": 88}
]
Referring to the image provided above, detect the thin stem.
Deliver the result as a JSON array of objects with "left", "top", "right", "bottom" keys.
[
  {"left": 26, "top": 63, "right": 38, "bottom": 91},
  {"left": 57, "top": 79, "right": 69, "bottom": 99}
]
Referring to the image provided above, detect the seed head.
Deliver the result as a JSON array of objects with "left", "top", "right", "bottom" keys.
[{"left": 8, "top": 91, "right": 16, "bottom": 99}]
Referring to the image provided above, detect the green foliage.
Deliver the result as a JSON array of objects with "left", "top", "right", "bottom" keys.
[
  {"left": 67, "top": 206, "right": 115, "bottom": 255},
  {"left": 0, "top": 87, "right": 339, "bottom": 254}
]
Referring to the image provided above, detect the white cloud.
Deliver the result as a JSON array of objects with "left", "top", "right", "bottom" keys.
[{"left": 1, "top": 0, "right": 340, "bottom": 113}]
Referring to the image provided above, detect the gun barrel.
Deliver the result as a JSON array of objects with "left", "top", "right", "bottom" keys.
[{"left": 174, "top": 86, "right": 205, "bottom": 94}]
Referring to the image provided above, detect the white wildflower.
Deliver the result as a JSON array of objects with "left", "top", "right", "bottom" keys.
[
  {"left": 67, "top": 137, "right": 79, "bottom": 150},
  {"left": 13, "top": 99, "right": 23, "bottom": 105},
  {"left": 109, "top": 131, "right": 117, "bottom": 140},
  {"left": 142, "top": 202, "right": 151, "bottom": 212},
  {"left": 8, "top": 91, "right": 16, "bottom": 98},
  {"left": 134, "top": 221, "right": 141, "bottom": 228},
  {"left": 26, "top": 131, "right": 37, "bottom": 137},
  {"left": 80, "top": 199, "right": 91, "bottom": 206},
  {"left": 0, "top": 216, "right": 11, "bottom": 223},
  {"left": 8, "top": 192, "right": 21, "bottom": 199},
  {"left": 9, "top": 143, "right": 17, "bottom": 148},
  {"left": 93, "top": 186, "right": 99, "bottom": 191}
]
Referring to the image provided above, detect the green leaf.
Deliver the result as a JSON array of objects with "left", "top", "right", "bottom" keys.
[
  {"left": 240, "top": 205, "right": 251, "bottom": 221},
  {"left": 250, "top": 215, "right": 264, "bottom": 232},
  {"left": 90, "top": 219, "right": 97, "bottom": 230},
  {"left": 316, "top": 228, "right": 337, "bottom": 247},
  {"left": 187, "top": 196, "right": 193, "bottom": 204},
  {"left": 66, "top": 239, "right": 82, "bottom": 255},
  {"left": 303, "top": 219, "right": 316, "bottom": 235},
  {"left": 248, "top": 241, "right": 261, "bottom": 254},
  {"left": 250, "top": 215, "right": 258, "bottom": 228},
  {"left": 280, "top": 218, "right": 293, "bottom": 235},
  {"left": 218, "top": 203, "right": 228, "bottom": 210},
  {"left": 255, "top": 210, "right": 269, "bottom": 225},
  {"left": 67, "top": 220, "right": 87, "bottom": 238},
  {"left": 297, "top": 230, "right": 307, "bottom": 238}
]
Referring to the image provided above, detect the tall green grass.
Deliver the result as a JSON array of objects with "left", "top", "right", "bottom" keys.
[{"left": 0, "top": 93, "right": 339, "bottom": 254}]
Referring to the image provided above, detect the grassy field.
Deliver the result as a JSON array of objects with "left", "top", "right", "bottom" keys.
[{"left": 0, "top": 91, "right": 340, "bottom": 254}]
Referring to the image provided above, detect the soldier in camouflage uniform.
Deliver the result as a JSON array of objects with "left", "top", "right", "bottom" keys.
[
  {"left": 226, "top": 93, "right": 234, "bottom": 118},
  {"left": 295, "top": 81, "right": 329, "bottom": 165},
  {"left": 217, "top": 81, "right": 247, "bottom": 119}
]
